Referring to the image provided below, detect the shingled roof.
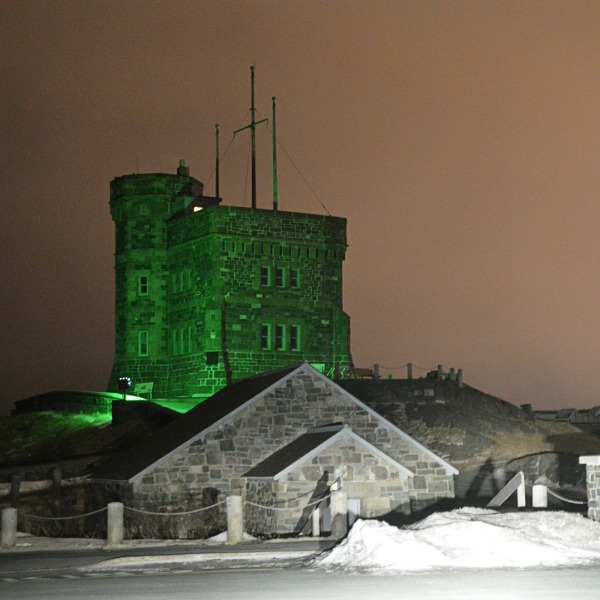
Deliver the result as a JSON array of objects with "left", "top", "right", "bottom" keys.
[{"left": 93, "top": 363, "right": 303, "bottom": 482}]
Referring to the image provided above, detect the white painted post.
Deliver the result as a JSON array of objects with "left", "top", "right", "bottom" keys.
[
  {"left": 517, "top": 478, "right": 526, "bottom": 508},
  {"left": 532, "top": 484, "right": 548, "bottom": 508},
  {"left": 1, "top": 507, "right": 17, "bottom": 548},
  {"left": 226, "top": 495, "right": 243, "bottom": 545},
  {"left": 331, "top": 490, "right": 348, "bottom": 539},
  {"left": 311, "top": 506, "right": 321, "bottom": 537},
  {"left": 106, "top": 502, "right": 124, "bottom": 547}
]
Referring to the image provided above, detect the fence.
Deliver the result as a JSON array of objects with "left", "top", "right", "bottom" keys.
[{"left": 0, "top": 490, "right": 349, "bottom": 549}]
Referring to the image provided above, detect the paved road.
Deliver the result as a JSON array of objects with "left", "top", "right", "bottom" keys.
[{"left": 3, "top": 566, "right": 600, "bottom": 600}]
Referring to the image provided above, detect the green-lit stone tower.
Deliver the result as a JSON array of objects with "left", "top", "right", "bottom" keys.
[{"left": 108, "top": 162, "right": 351, "bottom": 400}]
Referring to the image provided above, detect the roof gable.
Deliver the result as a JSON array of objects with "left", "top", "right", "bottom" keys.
[
  {"left": 244, "top": 424, "right": 415, "bottom": 481},
  {"left": 93, "top": 362, "right": 457, "bottom": 483},
  {"left": 93, "top": 363, "right": 304, "bottom": 482}
]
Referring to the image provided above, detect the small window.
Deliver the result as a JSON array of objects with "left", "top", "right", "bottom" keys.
[
  {"left": 275, "top": 324, "right": 285, "bottom": 350},
  {"left": 139, "top": 204, "right": 149, "bottom": 216},
  {"left": 138, "top": 331, "right": 149, "bottom": 356},
  {"left": 139, "top": 276, "right": 149, "bottom": 296},
  {"left": 172, "top": 330, "right": 178, "bottom": 355},
  {"left": 188, "top": 326, "right": 194, "bottom": 353},
  {"left": 275, "top": 267, "right": 285, "bottom": 288},
  {"left": 290, "top": 325, "right": 300, "bottom": 351},
  {"left": 290, "top": 269, "right": 299, "bottom": 289},
  {"left": 180, "top": 328, "right": 186, "bottom": 354},
  {"left": 260, "top": 266, "right": 271, "bottom": 287},
  {"left": 260, "top": 324, "right": 271, "bottom": 350},
  {"left": 206, "top": 351, "right": 219, "bottom": 365}
]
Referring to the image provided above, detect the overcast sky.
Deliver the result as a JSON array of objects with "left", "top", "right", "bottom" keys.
[{"left": 3, "top": 0, "right": 600, "bottom": 414}]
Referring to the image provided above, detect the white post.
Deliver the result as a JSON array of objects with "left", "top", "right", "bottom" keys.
[
  {"left": 517, "top": 478, "right": 526, "bottom": 508},
  {"left": 331, "top": 490, "right": 348, "bottom": 539},
  {"left": 311, "top": 506, "right": 321, "bottom": 537},
  {"left": 532, "top": 484, "right": 548, "bottom": 508},
  {"left": 1, "top": 507, "right": 17, "bottom": 548},
  {"left": 106, "top": 502, "right": 124, "bottom": 547},
  {"left": 226, "top": 495, "right": 243, "bottom": 545}
]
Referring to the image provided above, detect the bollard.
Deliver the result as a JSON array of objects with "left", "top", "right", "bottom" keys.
[
  {"left": 311, "top": 507, "right": 321, "bottom": 537},
  {"left": 1, "top": 507, "right": 17, "bottom": 548},
  {"left": 457, "top": 369, "right": 463, "bottom": 388},
  {"left": 532, "top": 484, "right": 548, "bottom": 508},
  {"left": 106, "top": 502, "right": 124, "bottom": 547},
  {"left": 226, "top": 495, "right": 243, "bottom": 545},
  {"left": 407, "top": 363, "right": 413, "bottom": 380},
  {"left": 330, "top": 489, "right": 348, "bottom": 539},
  {"left": 437, "top": 365, "right": 443, "bottom": 380}
]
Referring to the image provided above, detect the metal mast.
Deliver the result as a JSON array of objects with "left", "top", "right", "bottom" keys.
[
  {"left": 272, "top": 96, "right": 278, "bottom": 211},
  {"left": 215, "top": 123, "right": 220, "bottom": 199},
  {"left": 234, "top": 66, "right": 268, "bottom": 209}
]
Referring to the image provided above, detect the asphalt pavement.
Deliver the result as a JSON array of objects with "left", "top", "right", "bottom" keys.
[{"left": 0, "top": 531, "right": 338, "bottom": 565}]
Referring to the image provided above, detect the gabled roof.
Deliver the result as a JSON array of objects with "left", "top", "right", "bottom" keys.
[
  {"left": 93, "top": 362, "right": 457, "bottom": 483},
  {"left": 244, "top": 424, "right": 414, "bottom": 481},
  {"left": 93, "top": 364, "right": 302, "bottom": 482}
]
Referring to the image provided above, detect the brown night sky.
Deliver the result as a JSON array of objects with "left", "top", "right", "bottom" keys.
[{"left": 3, "top": 0, "right": 600, "bottom": 414}]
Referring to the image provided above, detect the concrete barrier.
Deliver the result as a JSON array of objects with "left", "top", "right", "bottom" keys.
[
  {"left": 1, "top": 507, "right": 17, "bottom": 548},
  {"left": 107, "top": 502, "right": 124, "bottom": 546},
  {"left": 226, "top": 495, "right": 243, "bottom": 545}
]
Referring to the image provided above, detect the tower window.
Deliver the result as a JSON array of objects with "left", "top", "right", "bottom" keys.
[
  {"left": 275, "top": 267, "right": 285, "bottom": 288},
  {"left": 260, "top": 266, "right": 271, "bottom": 287},
  {"left": 260, "top": 324, "right": 271, "bottom": 349},
  {"left": 139, "top": 204, "right": 149, "bottom": 216},
  {"left": 290, "top": 325, "right": 301, "bottom": 351},
  {"left": 180, "top": 328, "right": 187, "bottom": 354},
  {"left": 275, "top": 324, "right": 285, "bottom": 350},
  {"left": 139, "top": 276, "right": 149, "bottom": 296},
  {"left": 138, "top": 331, "right": 149, "bottom": 356},
  {"left": 290, "top": 269, "right": 299, "bottom": 289}
]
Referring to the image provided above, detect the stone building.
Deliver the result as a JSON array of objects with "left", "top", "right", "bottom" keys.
[
  {"left": 93, "top": 363, "right": 457, "bottom": 535},
  {"left": 108, "top": 163, "right": 351, "bottom": 401}
]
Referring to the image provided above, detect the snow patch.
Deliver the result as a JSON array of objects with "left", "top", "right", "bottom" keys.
[{"left": 313, "top": 509, "right": 600, "bottom": 573}]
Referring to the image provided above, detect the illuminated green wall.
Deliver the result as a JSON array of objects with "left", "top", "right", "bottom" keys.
[{"left": 108, "top": 168, "right": 351, "bottom": 400}]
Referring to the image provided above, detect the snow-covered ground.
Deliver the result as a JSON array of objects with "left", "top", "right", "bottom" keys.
[{"left": 313, "top": 508, "right": 600, "bottom": 573}]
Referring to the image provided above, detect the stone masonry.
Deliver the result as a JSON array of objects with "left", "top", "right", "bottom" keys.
[
  {"left": 108, "top": 166, "right": 351, "bottom": 401},
  {"left": 118, "top": 366, "right": 455, "bottom": 534},
  {"left": 580, "top": 455, "right": 600, "bottom": 520}
]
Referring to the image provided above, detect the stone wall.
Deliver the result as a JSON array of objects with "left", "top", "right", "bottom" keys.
[
  {"left": 108, "top": 169, "right": 351, "bottom": 400},
  {"left": 245, "top": 437, "right": 412, "bottom": 534},
  {"left": 129, "top": 370, "right": 454, "bottom": 525},
  {"left": 580, "top": 456, "right": 600, "bottom": 520}
]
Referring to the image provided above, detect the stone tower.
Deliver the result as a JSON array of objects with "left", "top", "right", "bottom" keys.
[{"left": 108, "top": 162, "right": 351, "bottom": 400}]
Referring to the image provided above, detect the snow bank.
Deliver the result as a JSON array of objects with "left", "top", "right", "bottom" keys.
[{"left": 313, "top": 508, "right": 600, "bottom": 573}]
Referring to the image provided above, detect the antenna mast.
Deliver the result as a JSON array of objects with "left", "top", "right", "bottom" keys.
[
  {"left": 234, "top": 66, "right": 268, "bottom": 209},
  {"left": 272, "top": 97, "right": 278, "bottom": 211},
  {"left": 215, "top": 124, "right": 220, "bottom": 199}
]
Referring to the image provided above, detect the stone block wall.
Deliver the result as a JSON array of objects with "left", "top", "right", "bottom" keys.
[
  {"left": 109, "top": 170, "right": 351, "bottom": 400},
  {"left": 245, "top": 437, "right": 412, "bottom": 534},
  {"left": 580, "top": 455, "right": 600, "bottom": 520},
  {"left": 129, "top": 369, "right": 454, "bottom": 523}
]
